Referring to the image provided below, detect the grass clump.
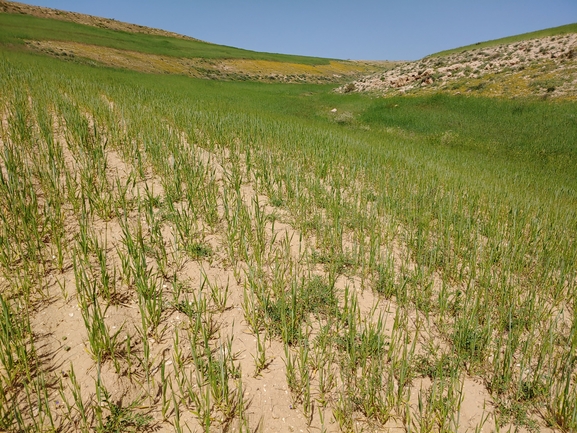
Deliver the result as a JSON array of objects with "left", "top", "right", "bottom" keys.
[{"left": 98, "top": 396, "right": 153, "bottom": 433}]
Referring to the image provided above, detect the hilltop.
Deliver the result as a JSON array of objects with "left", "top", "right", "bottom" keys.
[
  {"left": 0, "top": 0, "right": 204, "bottom": 41},
  {"left": 338, "top": 24, "right": 577, "bottom": 100}
]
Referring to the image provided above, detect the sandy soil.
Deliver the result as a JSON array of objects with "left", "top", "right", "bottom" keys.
[{"left": 0, "top": 96, "right": 542, "bottom": 432}]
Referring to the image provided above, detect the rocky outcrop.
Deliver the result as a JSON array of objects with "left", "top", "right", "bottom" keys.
[{"left": 337, "top": 33, "right": 577, "bottom": 98}]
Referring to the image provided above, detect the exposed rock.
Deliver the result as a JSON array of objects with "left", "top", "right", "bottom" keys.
[{"left": 336, "top": 33, "right": 577, "bottom": 99}]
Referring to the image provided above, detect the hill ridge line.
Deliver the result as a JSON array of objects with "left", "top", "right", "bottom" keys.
[{"left": 0, "top": 0, "right": 206, "bottom": 42}]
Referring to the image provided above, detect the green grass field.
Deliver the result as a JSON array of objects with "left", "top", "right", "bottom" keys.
[{"left": 1, "top": 11, "right": 577, "bottom": 433}]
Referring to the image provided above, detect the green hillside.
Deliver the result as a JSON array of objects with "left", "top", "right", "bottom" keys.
[
  {"left": 0, "top": 8, "right": 383, "bottom": 82},
  {"left": 0, "top": 12, "right": 331, "bottom": 64}
]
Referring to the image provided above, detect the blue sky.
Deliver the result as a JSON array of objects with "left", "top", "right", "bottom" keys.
[{"left": 16, "top": 0, "right": 577, "bottom": 60}]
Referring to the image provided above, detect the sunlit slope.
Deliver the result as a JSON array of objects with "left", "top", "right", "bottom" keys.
[
  {"left": 0, "top": 3, "right": 385, "bottom": 82},
  {"left": 0, "top": 0, "right": 204, "bottom": 41},
  {"left": 430, "top": 22, "right": 577, "bottom": 57},
  {"left": 340, "top": 23, "right": 577, "bottom": 99}
]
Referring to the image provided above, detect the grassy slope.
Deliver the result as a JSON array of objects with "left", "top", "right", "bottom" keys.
[
  {"left": 430, "top": 22, "right": 577, "bottom": 57},
  {"left": 1, "top": 8, "right": 576, "bottom": 317},
  {"left": 9, "top": 46, "right": 575, "bottom": 225},
  {"left": 0, "top": 12, "right": 333, "bottom": 65},
  {"left": 3, "top": 44, "right": 576, "bottom": 214}
]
